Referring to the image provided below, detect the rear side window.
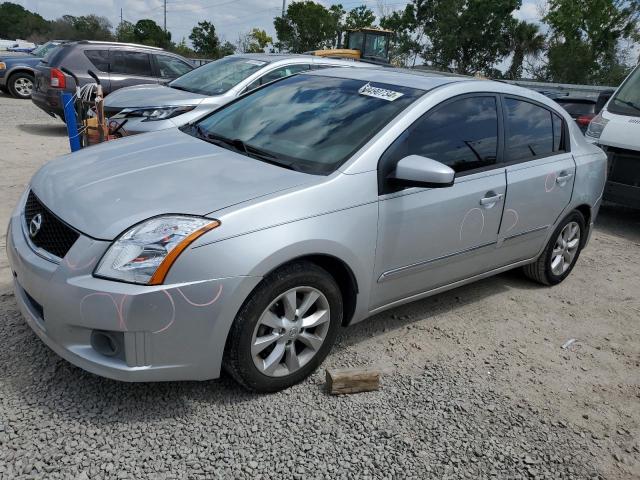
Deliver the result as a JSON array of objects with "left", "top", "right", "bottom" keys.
[
  {"left": 383, "top": 96, "right": 499, "bottom": 174},
  {"left": 84, "top": 50, "right": 109, "bottom": 72},
  {"left": 155, "top": 54, "right": 192, "bottom": 79},
  {"left": 505, "top": 98, "right": 554, "bottom": 162},
  {"left": 111, "top": 51, "right": 153, "bottom": 76}
]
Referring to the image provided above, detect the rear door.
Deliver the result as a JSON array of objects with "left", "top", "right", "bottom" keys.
[
  {"left": 108, "top": 50, "right": 158, "bottom": 93},
  {"left": 497, "top": 96, "right": 575, "bottom": 262}
]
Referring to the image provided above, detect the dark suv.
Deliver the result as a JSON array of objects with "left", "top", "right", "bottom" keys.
[{"left": 31, "top": 40, "right": 194, "bottom": 119}]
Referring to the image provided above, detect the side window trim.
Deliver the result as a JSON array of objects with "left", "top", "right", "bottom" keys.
[
  {"left": 377, "top": 92, "right": 505, "bottom": 194},
  {"left": 499, "top": 94, "right": 571, "bottom": 168}
]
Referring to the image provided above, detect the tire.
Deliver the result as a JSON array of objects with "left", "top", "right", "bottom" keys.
[
  {"left": 523, "top": 210, "right": 586, "bottom": 286},
  {"left": 224, "top": 261, "right": 343, "bottom": 392},
  {"left": 7, "top": 72, "right": 35, "bottom": 99}
]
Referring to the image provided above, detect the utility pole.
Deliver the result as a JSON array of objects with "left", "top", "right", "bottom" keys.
[
  {"left": 163, "top": 0, "right": 167, "bottom": 32},
  {"left": 281, "top": 0, "right": 286, "bottom": 17},
  {"left": 119, "top": 7, "right": 123, "bottom": 41}
]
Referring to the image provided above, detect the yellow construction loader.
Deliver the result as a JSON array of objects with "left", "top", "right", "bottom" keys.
[{"left": 310, "top": 27, "right": 394, "bottom": 65}]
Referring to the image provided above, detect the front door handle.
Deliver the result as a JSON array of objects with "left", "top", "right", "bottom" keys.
[
  {"left": 479, "top": 193, "right": 504, "bottom": 206},
  {"left": 556, "top": 172, "right": 574, "bottom": 184}
]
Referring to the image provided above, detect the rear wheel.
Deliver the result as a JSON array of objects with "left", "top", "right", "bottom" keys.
[
  {"left": 224, "top": 261, "right": 342, "bottom": 392},
  {"left": 523, "top": 211, "right": 585, "bottom": 285},
  {"left": 8, "top": 72, "right": 34, "bottom": 99}
]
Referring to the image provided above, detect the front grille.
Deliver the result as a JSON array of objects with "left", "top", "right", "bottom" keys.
[
  {"left": 24, "top": 191, "right": 79, "bottom": 259},
  {"left": 603, "top": 146, "right": 640, "bottom": 187}
]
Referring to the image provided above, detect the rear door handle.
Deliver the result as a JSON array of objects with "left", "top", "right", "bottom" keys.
[
  {"left": 479, "top": 193, "right": 504, "bottom": 206},
  {"left": 556, "top": 172, "right": 574, "bottom": 184}
]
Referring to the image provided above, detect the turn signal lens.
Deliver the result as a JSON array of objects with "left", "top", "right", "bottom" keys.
[{"left": 50, "top": 68, "right": 66, "bottom": 88}]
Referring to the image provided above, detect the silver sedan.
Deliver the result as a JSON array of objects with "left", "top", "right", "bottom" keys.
[{"left": 7, "top": 67, "right": 606, "bottom": 392}]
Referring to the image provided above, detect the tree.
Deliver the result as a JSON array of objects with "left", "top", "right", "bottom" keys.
[
  {"left": 219, "top": 41, "right": 236, "bottom": 57},
  {"left": 345, "top": 5, "right": 376, "bottom": 29},
  {"left": 380, "top": 4, "right": 423, "bottom": 67},
  {"left": 237, "top": 28, "right": 273, "bottom": 53},
  {"left": 505, "top": 20, "right": 545, "bottom": 80},
  {"left": 171, "top": 38, "right": 195, "bottom": 57},
  {"left": 544, "top": 0, "right": 639, "bottom": 84},
  {"left": 189, "top": 21, "right": 221, "bottom": 57},
  {"left": 72, "top": 15, "right": 113, "bottom": 41},
  {"left": 116, "top": 20, "right": 136, "bottom": 43},
  {"left": 274, "top": 1, "right": 342, "bottom": 52},
  {"left": 411, "top": 0, "right": 520, "bottom": 75},
  {"left": 0, "top": 2, "right": 49, "bottom": 40},
  {"left": 134, "top": 19, "right": 170, "bottom": 48}
]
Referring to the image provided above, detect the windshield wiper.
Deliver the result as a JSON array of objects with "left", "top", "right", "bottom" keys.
[
  {"left": 204, "top": 132, "right": 299, "bottom": 171},
  {"left": 614, "top": 99, "right": 640, "bottom": 112}
]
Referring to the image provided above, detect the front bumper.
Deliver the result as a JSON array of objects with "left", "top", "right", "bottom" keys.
[{"left": 6, "top": 211, "right": 261, "bottom": 382}]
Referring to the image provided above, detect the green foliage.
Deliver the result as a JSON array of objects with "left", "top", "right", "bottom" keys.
[
  {"left": 544, "top": 0, "right": 639, "bottom": 84},
  {"left": 189, "top": 21, "right": 235, "bottom": 59},
  {"left": 414, "top": 0, "right": 521, "bottom": 75},
  {"left": 380, "top": 5, "right": 423, "bottom": 66},
  {"left": 170, "top": 37, "right": 195, "bottom": 57},
  {"left": 238, "top": 28, "right": 273, "bottom": 53},
  {"left": 274, "top": 1, "right": 342, "bottom": 52},
  {"left": 505, "top": 20, "right": 545, "bottom": 80},
  {"left": 48, "top": 14, "right": 113, "bottom": 41},
  {"left": 344, "top": 5, "right": 376, "bottom": 30},
  {"left": 0, "top": 2, "right": 49, "bottom": 40},
  {"left": 116, "top": 20, "right": 136, "bottom": 43},
  {"left": 134, "top": 19, "right": 171, "bottom": 48}
]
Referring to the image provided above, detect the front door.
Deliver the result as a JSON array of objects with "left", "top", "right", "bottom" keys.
[
  {"left": 497, "top": 96, "right": 576, "bottom": 262},
  {"left": 371, "top": 95, "right": 507, "bottom": 310}
]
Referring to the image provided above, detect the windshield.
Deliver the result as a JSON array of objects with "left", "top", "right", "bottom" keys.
[
  {"left": 609, "top": 65, "right": 640, "bottom": 116},
  {"left": 31, "top": 41, "right": 58, "bottom": 57},
  {"left": 186, "top": 74, "right": 424, "bottom": 174},
  {"left": 169, "top": 56, "right": 269, "bottom": 96}
]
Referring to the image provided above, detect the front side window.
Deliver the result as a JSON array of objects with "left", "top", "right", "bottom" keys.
[
  {"left": 169, "top": 56, "right": 269, "bottom": 96},
  {"left": 111, "top": 51, "right": 153, "bottom": 76},
  {"left": 156, "top": 55, "right": 192, "bottom": 79},
  {"left": 608, "top": 66, "right": 640, "bottom": 116},
  {"left": 505, "top": 98, "right": 554, "bottom": 162},
  {"left": 382, "top": 96, "right": 499, "bottom": 174},
  {"left": 186, "top": 74, "right": 424, "bottom": 175}
]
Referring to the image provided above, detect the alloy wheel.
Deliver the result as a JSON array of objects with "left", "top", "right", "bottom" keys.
[
  {"left": 251, "top": 286, "right": 331, "bottom": 377},
  {"left": 13, "top": 77, "right": 33, "bottom": 97},
  {"left": 550, "top": 221, "right": 580, "bottom": 276}
]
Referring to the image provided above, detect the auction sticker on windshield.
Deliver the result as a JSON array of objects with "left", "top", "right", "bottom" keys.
[
  {"left": 245, "top": 60, "right": 267, "bottom": 66},
  {"left": 358, "top": 82, "right": 404, "bottom": 101}
]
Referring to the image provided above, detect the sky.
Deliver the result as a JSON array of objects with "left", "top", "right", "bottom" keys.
[{"left": 13, "top": 0, "right": 547, "bottom": 47}]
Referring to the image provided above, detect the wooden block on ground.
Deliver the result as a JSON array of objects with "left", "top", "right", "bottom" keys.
[{"left": 326, "top": 368, "right": 380, "bottom": 395}]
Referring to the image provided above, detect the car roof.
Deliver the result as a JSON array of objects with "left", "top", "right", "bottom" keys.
[
  {"left": 227, "top": 53, "right": 371, "bottom": 67},
  {"left": 305, "top": 66, "right": 474, "bottom": 90}
]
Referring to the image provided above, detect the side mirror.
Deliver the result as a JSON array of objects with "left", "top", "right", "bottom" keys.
[{"left": 388, "top": 155, "right": 455, "bottom": 189}]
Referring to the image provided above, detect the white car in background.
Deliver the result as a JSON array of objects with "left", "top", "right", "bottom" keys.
[
  {"left": 104, "top": 54, "right": 373, "bottom": 136},
  {"left": 586, "top": 63, "right": 640, "bottom": 208}
]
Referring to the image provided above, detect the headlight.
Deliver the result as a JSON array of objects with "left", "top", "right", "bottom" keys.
[
  {"left": 585, "top": 111, "right": 609, "bottom": 139},
  {"left": 95, "top": 216, "right": 220, "bottom": 285},
  {"left": 113, "top": 105, "right": 196, "bottom": 122},
  {"left": 0, "top": 62, "right": 6, "bottom": 70}
]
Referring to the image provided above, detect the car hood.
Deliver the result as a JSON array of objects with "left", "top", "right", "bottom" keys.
[
  {"left": 2, "top": 55, "right": 41, "bottom": 65},
  {"left": 104, "top": 84, "right": 208, "bottom": 108},
  {"left": 30, "top": 129, "right": 314, "bottom": 240}
]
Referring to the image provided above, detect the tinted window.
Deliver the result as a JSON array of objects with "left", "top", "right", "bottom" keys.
[
  {"left": 156, "top": 54, "right": 192, "bottom": 79},
  {"left": 111, "top": 51, "right": 153, "bottom": 76},
  {"left": 505, "top": 98, "right": 553, "bottom": 162},
  {"left": 555, "top": 100, "right": 595, "bottom": 116},
  {"left": 84, "top": 50, "right": 109, "bottom": 72},
  {"left": 609, "top": 65, "right": 640, "bottom": 116},
  {"left": 189, "top": 75, "right": 423, "bottom": 175},
  {"left": 383, "top": 96, "right": 498, "bottom": 174}
]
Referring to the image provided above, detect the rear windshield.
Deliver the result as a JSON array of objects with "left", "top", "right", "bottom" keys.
[
  {"left": 609, "top": 65, "right": 640, "bottom": 116},
  {"left": 186, "top": 74, "right": 424, "bottom": 174},
  {"left": 556, "top": 101, "right": 595, "bottom": 116},
  {"left": 169, "top": 56, "right": 269, "bottom": 96}
]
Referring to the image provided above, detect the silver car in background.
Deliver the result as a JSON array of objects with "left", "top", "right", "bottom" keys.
[
  {"left": 104, "top": 53, "right": 372, "bottom": 135},
  {"left": 7, "top": 68, "right": 606, "bottom": 392}
]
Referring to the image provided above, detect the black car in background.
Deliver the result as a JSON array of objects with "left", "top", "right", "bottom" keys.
[
  {"left": 31, "top": 40, "right": 194, "bottom": 119},
  {"left": 554, "top": 97, "right": 597, "bottom": 133}
]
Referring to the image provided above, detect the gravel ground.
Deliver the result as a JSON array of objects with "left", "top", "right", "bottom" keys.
[{"left": 1, "top": 92, "right": 639, "bottom": 479}]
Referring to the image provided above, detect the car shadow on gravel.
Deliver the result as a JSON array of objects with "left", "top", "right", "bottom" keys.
[
  {"left": 336, "top": 269, "right": 537, "bottom": 351},
  {"left": 595, "top": 203, "right": 640, "bottom": 243},
  {"left": 17, "top": 123, "right": 67, "bottom": 137}
]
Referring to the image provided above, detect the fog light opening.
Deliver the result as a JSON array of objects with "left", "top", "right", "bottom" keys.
[{"left": 91, "top": 330, "right": 121, "bottom": 357}]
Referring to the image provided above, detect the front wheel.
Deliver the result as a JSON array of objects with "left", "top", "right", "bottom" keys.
[
  {"left": 523, "top": 211, "right": 586, "bottom": 285},
  {"left": 8, "top": 72, "right": 34, "bottom": 99},
  {"left": 224, "top": 261, "right": 342, "bottom": 392}
]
